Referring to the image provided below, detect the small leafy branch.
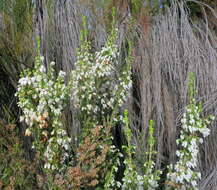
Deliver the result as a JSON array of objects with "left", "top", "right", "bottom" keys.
[
  {"left": 122, "top": 109, "right": 138, "bottom": 190},
  {"left": 166, "top": 72, "right": 215, "bottom": 190},
  {"left": 122, "top": 110, "right": 161, "bottom": 190},
  {"left": 143, "top": 120, "right": 162, "bottom": 190}
]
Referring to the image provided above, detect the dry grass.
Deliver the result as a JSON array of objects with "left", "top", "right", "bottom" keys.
[
  {"left": 1, "top": 0, "right": 217, "bottom": 189},
  {"left": 126, "top": 1, "right": 217, "bottom": 189}
]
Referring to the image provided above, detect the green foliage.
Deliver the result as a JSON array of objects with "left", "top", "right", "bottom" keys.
[
  {"left": 0, "top": 0, "right": 33, "bottom": 49},
  {"left": 13, "top": 0, "right": 32, "bottom": 32},
  {"left": 68, "top": 24, "right": 133, "bottom": 189},
  {"left": 80, "top": 15, "right": 88, "bottom": 42},
  {"left": 122, "top": 109, "right": 139, "bottom": 189},
  {"left": 188, "top": 72, "right": 196, "bottom": 102},
  {"left": 2, "top": 1, "right": 217, "bottom": 190},
  {"left": 131, "top": 0, "right": 143, "bottom": 15},
  {"left": 0, "top": 0, "right": 34, "bottom": 123},
  {"left": 186, "top": 1, "right": 202, "bottom": 17},
  {"left": 130, "top": 0, "right": 166, "bottom": 16},
  {"left": 103, "top": 155, "right": 121, "bottom": 190},
  {"left": 122, "top": 110, "right": 161, "bottom": 189},
  {"left": 143, "top": 120, "right": 162, "bottom": 189}
]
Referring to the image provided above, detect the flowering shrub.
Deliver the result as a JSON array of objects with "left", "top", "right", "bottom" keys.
[
  {"left": 70, "top": 28, "right": 132, "bottom": 128},
  {"left": 68, "top": 26, "right": 132, "bottom": 189},
  {"left": 66, "top": 24, "right": 133, "bottom": 189},
  {"left": 16, "top": 55, "right": 71, "bottom": 172},
  {"left": 122, "top": 110, "right": 161, "bottom": 190},
  {"left": 166, "top": 73, "right": 215, "bottom": 190}
]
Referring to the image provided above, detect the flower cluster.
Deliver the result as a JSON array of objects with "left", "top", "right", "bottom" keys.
[
  {"left": 43, "top": 127, "right": 71, "bottom": 171},
  {"left": 70, "top": 28, "right": 132, "bottom": 125},
  {"left": 16, "top": 55, "right": 71, "bottom": 171},
  {"left": 167, "top": 98, "right": 214, "bottom": 190}
]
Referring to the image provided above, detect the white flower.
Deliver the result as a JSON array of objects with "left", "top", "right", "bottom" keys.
[
  {"left": 25, "top": 128, "right": 32, "bottom": 136},
  {"left": 191, "top": 180, "right": 197, "bottom": 187},
  {"left": 137, "top": 175, "right": 143, "bottom": 181},
  {"left": 40, "top": 56, "right": 45, "bottom": 62},
  {"left": 176, "top": 150, "right": 181, "bottom": 157},
  {"left": 199, "top": 138, "right": 203, "bottom": 144},
  {"left": 182, "top": 141, "right": 188, "bottom": 148},
  {"left": 50, "top": 61, "right": 55, "bottom": 66},
  {"left": 59, "top": 70, "right": 66, "bottom": 78},
  {"left": 189, "top": 119, "right": 195, "bottom": 124},
  {"left": 57, "top": 138, "right": 63, "bottom": 145},
  {"left": 181, "top": 118, "right": 187, "bottom": 124},
  {"left": 63, "top": 143, "right": 69, "bottom": 150},
  {"left": 44, "top": 163, "right": 50, "bottom": 169},
  {"left": 39, "top": 65, "right": 46, "bottom": 73},
  {"left": 20, "top": 116, "right": 25, "bottom": 122},
  {"left": 19, "top": 77, "right": 29, "bottom": 86},
  {"left": 200, "top": 128, "right": 210, "bottom": 137},
  {"left": 182, "top": 124, "right": 188, "bottom": 129}
]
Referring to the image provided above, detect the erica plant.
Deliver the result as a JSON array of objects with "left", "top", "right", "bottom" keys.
[
  {"left": 166, "top": 73, "right": 215, "bottom": 190},
  {"left": 16, "top": 54, "right": 71, "bottom": 172}
]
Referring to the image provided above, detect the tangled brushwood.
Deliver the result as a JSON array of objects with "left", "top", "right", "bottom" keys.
[
  {"left": 15, "top": 27, "right": 134, "bottom": 189},
  {"left": 14, "top": 24, "right": 216, "bottom": 190},
  {"left": 1, "top": 0, "right": 217, "bottom": 189}
]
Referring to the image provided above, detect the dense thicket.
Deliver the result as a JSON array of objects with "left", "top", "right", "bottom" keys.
[{"left": 0, "top": 0, "right": 217, "bottom": 189}]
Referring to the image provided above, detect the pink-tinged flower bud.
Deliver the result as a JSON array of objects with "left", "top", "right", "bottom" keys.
[{"left": 25, "top": 128, "right": 32, "bottom": 136}]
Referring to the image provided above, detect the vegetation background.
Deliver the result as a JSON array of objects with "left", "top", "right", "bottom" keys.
[{"left": 0, "top": 0, "right": 217, "bottom": 189}]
